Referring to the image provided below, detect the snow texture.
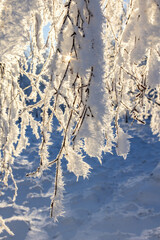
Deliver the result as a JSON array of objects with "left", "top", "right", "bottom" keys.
[
  {"left": 0, "top": 0, "right": 160, "bottom": 229},
  {"left": 0, "top": 121, "right": 160, "bottom": 240}
]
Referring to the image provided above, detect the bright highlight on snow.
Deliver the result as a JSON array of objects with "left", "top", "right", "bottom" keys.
[
  {"left": 64, "top": 54, "right": 72, "bottom": 62},
  {"left": 0, "top": 0, "right": 160, "bottom": 234}
]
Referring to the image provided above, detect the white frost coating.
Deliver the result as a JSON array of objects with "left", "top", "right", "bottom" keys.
[
  {"left": 104, "top": 0, "right": 160, "bottom": 143},
  {"left": 50, "top": 160, "right": 65, "bottom": 222},
  {"left": 47, "top": 0, "right": 113, "bottom": 218},
  {"left": 35, "top": 13, "right": 44, "bottom": 50},
  {"left": 150, "top": 105, "right": 160, "bottom": 139},
  {"left": 0, "top": 0, "right": 160, "bottom": 224},
  {"left": 116, "top": 127, "right": 131, "bottom": 160},
  {"left": 66, "top": 146, "right": 91, "bottom": 180},
  {"left": 120, "top": 0, "right": 160, "bottom": 63},
  {"left": 0, "top": 0, "right": 32, "bottom": 62},
  {"left": 147, "top": 48, "right": 160, "bottom": 88},
  {"left": 82, "top": 120, "right": 105, "bottom": 163},
  {"left": 0, "top": 0, "right": 49, "bottom": 63},
  {"left": 49, "top": 0, "right": 110, "bottom": 170},
  {"left": 0, "top": 216, "right": 14, "bottom": 236}
]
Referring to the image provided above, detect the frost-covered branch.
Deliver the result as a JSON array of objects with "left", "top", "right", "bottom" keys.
[{"left": 0, "top": 0, "right": 160, "bottom": 225}]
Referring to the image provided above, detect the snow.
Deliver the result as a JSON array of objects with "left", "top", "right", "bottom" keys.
[
  {"left": 0, "top": 0, "right": 160, "bottom": 239},
  {"left": 0, "top": 120, "right": 160, "bottom": 240}
]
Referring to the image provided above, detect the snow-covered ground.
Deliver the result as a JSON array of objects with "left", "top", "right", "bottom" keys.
[{"left": 0, "top": 121, "right": 160, "bottom": 240}]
